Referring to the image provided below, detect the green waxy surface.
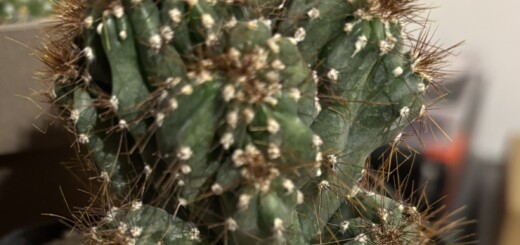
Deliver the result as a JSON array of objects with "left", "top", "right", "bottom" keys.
[
  {"left": 48, "top": 0, "right": 436, "bottom": 243},
  {"left": 97, "top": 205, "right": 200, "bottom": 244}
]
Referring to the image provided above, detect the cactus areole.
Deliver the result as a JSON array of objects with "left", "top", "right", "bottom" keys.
[{"left": 41, "top": 0, "right": 454, "bottom": 244}]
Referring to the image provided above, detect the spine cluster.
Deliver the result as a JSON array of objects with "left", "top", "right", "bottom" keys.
[{"left": 39, "top": 0, "right": 457, "bottom": 244}]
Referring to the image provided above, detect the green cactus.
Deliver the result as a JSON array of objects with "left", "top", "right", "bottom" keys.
[
  {"left": 40, "top": 0, "right": 454, "bottom": 244},
  {"left": 0, "top": 0, "right": 53, "bottom": 24}
]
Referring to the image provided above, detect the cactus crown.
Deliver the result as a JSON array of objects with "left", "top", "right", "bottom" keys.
[{"left": 40, "top": 0, "right": 458, "bottom": 244}]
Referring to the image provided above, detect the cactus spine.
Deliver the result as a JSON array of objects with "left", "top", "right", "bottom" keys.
[{"left": 40, "top": 0, "right": 454, "bottom": 244}]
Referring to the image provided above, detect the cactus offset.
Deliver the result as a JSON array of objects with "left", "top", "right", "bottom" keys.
[{"left": 40, "top": 0, "right": 456, "bottom": 244}]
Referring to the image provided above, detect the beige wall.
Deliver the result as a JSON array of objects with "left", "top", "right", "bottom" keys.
[
  {"left": 419, "top": 0, "right": 520, "bottom": 161},
  {"left": 0, "top": 21, "right": 68, "bottom": 155}
]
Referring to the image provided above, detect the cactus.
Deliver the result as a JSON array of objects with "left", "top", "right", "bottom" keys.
[
  {"left": 40, "top": 0, "right": 457, "bottom": 244},
  {"left": 0, "top": 0, "right": 53, "bottom": 24}
]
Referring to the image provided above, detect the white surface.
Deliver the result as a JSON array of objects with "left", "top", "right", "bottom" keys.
[{"left": 419, "top": 0, "right": 520, "bottom": 162}]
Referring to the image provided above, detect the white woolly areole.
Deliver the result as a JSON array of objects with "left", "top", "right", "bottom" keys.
[
  {"left": 264, "top": 96, "right": 278, "bottom": 106},
  {"left": 177, "top": 146, "right": 193, "bottom": 160},
  {"left": 420, "top": 104, "right": 427, "bottom": 117},
  {"left": 181, "top": 84, "right": 193, "bottom": 95},
  {"left": 224, "top": 16, "right": 238, "bottom": 29},
  {"left": 297, "top": 191, "right": 304, "bottom": 204},
  {"left": 148, "top": 34, "right": 162, "bottom": 50},
  {"left": 201, "top": 14, "right": 215, "bottom": 29},
  {"left": 169, "top": 8, "right": 182, "bottom": 23},
  {"left": 315, "top": 95, "right": 322, "bottom": 113},
  {"left": 393, "top": 66, "right": 403, "bottom": 77},
  {"left": 169, "top": 98, "right": 179, "bottom": 111},
  {"left": 319, "top": 180, "right": 330, "bottom": 190},
  {"left": 266, "top": 70, "right": 279, "bottom": 81},
  {"left": 242, "top": 107, "right": 255, "bottom": 124},
  {"left": 69, "top": 109, "right": 80, "bottom": 124},
  {"left": 271, "top": 59, "right": 286, "bottom": 70},
  {"left": 155, "top": 112, "right": 165, "bottom": 127},
  {"left": 353, "top": 35, "right": 368, "bottom": 57},
  {"left": 180, "top": 164, "right": 192, "bottom": 174},
  {"left": 312, "top": 134, "right": 323, "bottom": 147},
  {"left": 288, "top": 88, "right": 301, "bottom": 102},
  {"left": 232, "top": 149, "right": 245, "bottom": 167},
  {"left": 223, "top": 112, "right": 238, "bottom": 130},
  {"left": 84, "top": 47, "right": 94, "bottom": 62},
  {"left": 204, "top": 32, "right": 217, "bottom": 46},
  {"left": 117, "top": 119, "right": 128, "bottom": 130},
  {"left": 109, "top": 95, "right": 119, "bottom": 111},
  {"left": 186, "top": 0, "right": 198, "bottom": 7},
  {"left": 222, "top": 84, "right": 236, "bottom": 102},
  {"left": 144, "top": 164, "right": 152, "bottom": 176},
  {"left": 312, "top": 70, "right": 319, "bottom": 83},
  {"left": 268, "top": 143, "right": 281, "bottom": 159},
  {"left": 126, "top": 238, "right": 136, "bottom": 245},
  {"left": 379, "top": 40, "right": 394, "bottom": 55},
  {"left": 326, "top": 154, "right": 338, "bottom": 172},
  {"left": 315, "top": 151, "right": 323, "bottom": 162},
  {"left": 96, "top": 23, "right": 103, "bottom": 34},
  {"left": 78, "top": 134, "right": 89, "bottom": 144},
  {"left": 273, "top": 218, "right": 284, "bottom": 234},
  {"left": 343, "top": 23, "right": 354, "bottom": 33},
  {"left": 119, "top": 31, "right": 127, "bottom": 40},
  {"left": 267, "top": 118, "right": 280, "bottom": 134},
  {"left": 211, "top": 183, "right": 223, "bottom": 195},
  {"left": 237, "top": 194, "right": 252, "bottom": 211},
  {"left": 247, "top": 20, "right": 258, "bottom": 30},
  {"left": 398, "top": 204, "right": 405, "bottom": 211},
  {"left": 260, "top": 18, "right": 272, "bottom": 28},
  {"left": 294, "top": 27, "right": 306, "bottom": 43},
  {"left": 178, "top": 198, "right": 188, "bottom": 206},
  {"left": 131, "top": 201, "right": 142, "bottom": 211},
  {"left": 307, "top": 7, "right": 320, "bottom": 19},
  {"left": 160, "top": 26, "right": 174, "bottom": 43},
  {"left": 282, "top": 179, "right": 295, "bottom": 193},
  {"left": 355, "top": 233, "right": 368, "bottom": 244},
  {"left": 267, "top": 34, "right": 281, "bottom": 53},
  {"left": 130, "top": 226, "right": 143, "bottom": 238},
  {"left": 417, "top": 82, "right": 426, "bottom": 93},
  {"left": 340, "top": 220, "right": 350, "bottom": 233},
  {"left": 228, "top": 47, "right": 241, "bottom": 61},
  {"left": 220, "top": 132, "right": 234, "bottom": 150},
  {"left": 400, "top": 106, "right": 410, "bottom": 118},
  {"left": 379, "top": 208, "right": 389, "bottom": 222},
  {"left": 189, "top": 227, "right": 201, "bottom": 241},
  {"left": 112, "top": 4, "right": 124, "bottom": 18},
  {"left": 327, "top": 68, "right": 339, "bottom": 81},
  {"left": 315, "top": 167, "right": 322, "bottom": 177},
  {"left": 84, "top": 16, "right": 93, "bottom": 28},
  {"left": 117, "top": 222, "right": 128, "bottom": 234},
  {"left": 226, "top": 218, "right": 238, "bottom": 231}
]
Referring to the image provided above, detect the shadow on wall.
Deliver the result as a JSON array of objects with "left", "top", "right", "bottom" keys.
[{"left": 0, "top": 126, "right": 89, "bottom": 237}]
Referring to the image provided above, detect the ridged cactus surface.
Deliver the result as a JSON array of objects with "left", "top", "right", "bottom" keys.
[{"left": 41, "top": 0, "right": 452, "bottom": 244}]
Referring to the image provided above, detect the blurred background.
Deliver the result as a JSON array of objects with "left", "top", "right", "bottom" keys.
[{"left": 0, "top": 0, "right": 519, "bottom": 244}]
